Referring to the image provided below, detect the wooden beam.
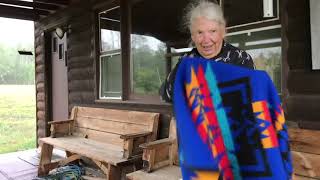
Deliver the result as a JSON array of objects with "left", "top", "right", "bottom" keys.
[
  {"left": 120, "top": 0, "right": 131, "bottom": 100},
  {"left": 0, "top": 4, "right": 50, "bottom": 17},
  {"left": 0, "top": 0, "right": 60, "bottom": 11},
  {"left": 34, "top": 0, "right": 69, "bottom": 6},
  {"left": 0, "top": 5, "right": 39, "bottom": 20}
]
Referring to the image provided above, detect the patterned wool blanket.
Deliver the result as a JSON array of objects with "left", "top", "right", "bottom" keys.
[{"left": 173, "top": 57, "right": 292, "bottom": 180}]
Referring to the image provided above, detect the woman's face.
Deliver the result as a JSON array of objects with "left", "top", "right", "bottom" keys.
[{"left": 191, "top": 17, "right": 225, "bottom": 59}]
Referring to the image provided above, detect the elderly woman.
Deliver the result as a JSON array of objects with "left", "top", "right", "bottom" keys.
[{"left": 161, "top": 1, "right": 254, "bottom": 102}]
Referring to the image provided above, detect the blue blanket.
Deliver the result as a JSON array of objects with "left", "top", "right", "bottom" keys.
[{"left": 173, "top": 57, "right": 292, "bottom": 180}]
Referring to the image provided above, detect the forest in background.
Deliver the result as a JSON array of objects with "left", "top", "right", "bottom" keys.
[{"left": 0, "top": 43, "right": 34, "bottom": 84}]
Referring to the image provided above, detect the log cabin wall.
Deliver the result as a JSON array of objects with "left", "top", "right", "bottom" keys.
[
  {"left": 35, "top": 0, "right": 172, "bottom": 141},
  {"left": 283, "top": 0, "right": 320, "bottom": 129}
]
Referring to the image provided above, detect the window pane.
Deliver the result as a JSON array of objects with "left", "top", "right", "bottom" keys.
[
  {"left": 100, "top": 54, "right": 122, "bottom": 99},
  {"left": 170, "top": 47, "right": 192, "bottom": 70},
  {"left": 172, "top": 56, "right": 179, "bottom": 70},
  {"left": 101, "top": 30, "right": 121, "bottom": 52},
  {"left": 131, "top": 35, "right": 166, "bottom": 95},
  {"left": 226, "top": 26, "right": 282, "bottom": 92},
  {"left": 99, "top": 6, "right": 121, "bottom": 52},
  {"left": 248, "top": 47, "right": 281, "bottom": 92}
]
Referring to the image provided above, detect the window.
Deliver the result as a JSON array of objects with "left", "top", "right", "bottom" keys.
[
  {"left": 224, "top": 0, "right": 279, "bottom": 28},
  {"left": 131, "top": 35, "right": 166, "bottom": 96},
  {"left": 100, "top": 52, "right": 122, "bottom": 99},
  {"left": 226, "top": 25, "right": 282, "bottom": 92},
  {"left": 99, "top": 7, "right": 122, "bottom": 99},
  {"left": 170, "top": 47, "right": 192, "bottom": 70},
  {"left": 98, "top": 6, "right": 167, "bottom": 102}
]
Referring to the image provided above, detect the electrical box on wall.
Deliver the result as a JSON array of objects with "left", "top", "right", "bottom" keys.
[
  {"left": 310, "top": 0, "right": 320, "bottom": 70},
  {"left": 263, "top": 0, "right": 274, "bottom": 17}
]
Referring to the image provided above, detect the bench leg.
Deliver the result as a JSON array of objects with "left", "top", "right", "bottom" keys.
[
  {"left": 66, "top": 150, "right": 74, "bottom": 157},
  {"left": 108, "top": 164, "right": 121, "bottom": 180},
  {"left": 38, "top": 143, "right": 53, "bottom": 176}
]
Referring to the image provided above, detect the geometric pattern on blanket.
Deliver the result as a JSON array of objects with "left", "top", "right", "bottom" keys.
[{"left": 173, "top": 57, "right": 292, "bottom": 180}]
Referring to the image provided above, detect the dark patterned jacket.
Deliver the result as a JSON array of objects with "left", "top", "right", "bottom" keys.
[{"left": 160, "top": 41, "right": 255, "bottom": 102}]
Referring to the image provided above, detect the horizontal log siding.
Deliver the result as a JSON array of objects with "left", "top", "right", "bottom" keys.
[
  {"left": 284, "top": 0, "right": 320, "bottom": 128},
  {"left": 34, "top": 21, "right": 47, "bottom": 139}
]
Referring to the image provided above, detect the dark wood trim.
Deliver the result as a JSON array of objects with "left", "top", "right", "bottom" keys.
[
  {"left": 0, "top": 4, "right": 40, "bottom": 20},
  {"left": 120, "top": 0, "right": 131, "bottom": 100},
  {"left": 34, "top": 0, "right": 69, "bottom": 6},
  {"left": 44, "top": 31, "right": 53, "bottom": 137},
  {"left": 280, "top": 0, "right": 289, "bottom": 113},
  {"left": 92, "top": 0, "right": 118, "bottom": 12},
  {"left": 0, "top": 4, "right": 50, "bottom": 16},
  {"left": 94, "top": 11, "right": 100, "bottom": 100},
  {"left": 0, "top": 0, "right": 60, "bottom": 11},
  {"left": 305, "top": 0, "right": 312, "bottom": 71}
]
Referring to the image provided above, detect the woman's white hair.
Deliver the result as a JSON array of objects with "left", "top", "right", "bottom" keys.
[{"left": 184, "top": 0, "right": 226, "bottom": 33}]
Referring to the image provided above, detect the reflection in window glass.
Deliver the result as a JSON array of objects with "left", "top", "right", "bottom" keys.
[
  {"left": 100, "top": 53, "right": 122, "bottom": 99},
  {"left": 226, "top": 26, "right": 282, "bottom": 92},
  {"left": 101, "top": 30, "right": 121, "bottom": 52},
  {"left": 171, "top": 56, "right": 179, "bottom": 70},
  {"left": 248, "top": 47, "right": 281, "bottom": 92},
  {"left": 131, "top": 35, "right": 166, "bottom": 95},
  {"left": 170, "top": 47, "right": 192, "bottom": 70}
]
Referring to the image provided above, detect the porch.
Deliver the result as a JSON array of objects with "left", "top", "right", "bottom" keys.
[
  {"left": 0, "top": 149, "right": 65, "bottom": 180},
  {"left": 0, "top": 127, "right": 319, "bottom": 180}
]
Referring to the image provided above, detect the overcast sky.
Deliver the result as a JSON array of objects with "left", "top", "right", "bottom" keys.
[{"left": 0, "top": 17, "right": 34, "bottom": 47}]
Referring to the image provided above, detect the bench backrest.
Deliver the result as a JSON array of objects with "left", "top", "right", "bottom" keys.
[{"left": 71, "top": 106, "right": 159, "bottom": 148}]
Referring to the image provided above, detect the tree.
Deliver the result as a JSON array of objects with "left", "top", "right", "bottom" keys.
[
  {"left": 0, "top": 43, "right": 35, "bottom": 84},
  {"left": 131, "top": 35, "right": 166, "bottom": 94}
]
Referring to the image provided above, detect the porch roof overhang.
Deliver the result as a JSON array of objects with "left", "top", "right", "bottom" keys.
[
  {"left": 0, "top": 0, "right": 280, "bottom": 48},
  {"left": 0, "top": 0, "right": 69, "bottom": 21}
]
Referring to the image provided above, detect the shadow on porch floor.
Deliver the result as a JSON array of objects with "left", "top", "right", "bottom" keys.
[{"left": 0, "top": 149, "right": 65, "bottom": 180}]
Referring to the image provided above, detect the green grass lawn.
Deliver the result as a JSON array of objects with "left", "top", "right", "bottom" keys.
[{"left": 0, "top": 85, "right": 36, "bottom": 154}]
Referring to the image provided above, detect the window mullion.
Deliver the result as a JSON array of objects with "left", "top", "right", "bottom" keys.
[{"left": 120, "top": 0, "right": 131, "bottom": 101}]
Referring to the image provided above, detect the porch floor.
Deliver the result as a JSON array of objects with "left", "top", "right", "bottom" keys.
[{"left": 0, "top": 149, "right": 65, "bottom": 180}]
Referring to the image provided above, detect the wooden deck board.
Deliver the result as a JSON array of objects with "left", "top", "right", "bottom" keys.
[
  {"left": 0, "top": 150, "right": 38, "bottom": 180},
  {"left": 289, "top": 128, "right": 320, "bottom": 154},
  {"left": 292, "top": 151, "right": 320, "bottom": 179},
  {"left": 126, "top": 165, "right": 182, "bottom": 180}
]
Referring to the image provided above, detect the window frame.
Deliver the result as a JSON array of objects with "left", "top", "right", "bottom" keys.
[
  {"left": 226, "top": 25, "right": 283, "bottom": 94},
  {"left": 225, "top": 0, "right": 280, "bottom": 31},
  {"left": 99, "top": 50, "right": 122, "bottom": 100},
  {"left": 95, "top": 3, "right": 169, "bottom": 104}
]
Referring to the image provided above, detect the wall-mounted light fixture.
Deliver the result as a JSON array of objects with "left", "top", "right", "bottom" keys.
[
  {"left": 55, "top": 25, "right": 71, "bottom": 39},
  {"left": 18, "top": 50, "right": 33, "bottom": 55},
  {"left": 263, "top": 0, "right": 274, "bottom": 18}
]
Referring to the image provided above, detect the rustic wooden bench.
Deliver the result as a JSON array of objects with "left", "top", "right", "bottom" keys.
[
  {"left": 126, "top": 118, "right": 181, "bottom": 180},
  {"left": 127, "top": 119, "right": 320, "bottom": 180},
  {"left": 37, "top": 106, "right": 159, "bottom": 180}
]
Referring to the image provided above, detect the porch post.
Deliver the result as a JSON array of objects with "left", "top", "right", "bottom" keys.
[{"left": 120, "top": 0, "right": 132, "bottom": 100}]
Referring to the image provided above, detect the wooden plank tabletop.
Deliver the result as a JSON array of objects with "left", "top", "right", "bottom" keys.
[{"left": 40, "top": 137, "right": 138, "bottom": 165}]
